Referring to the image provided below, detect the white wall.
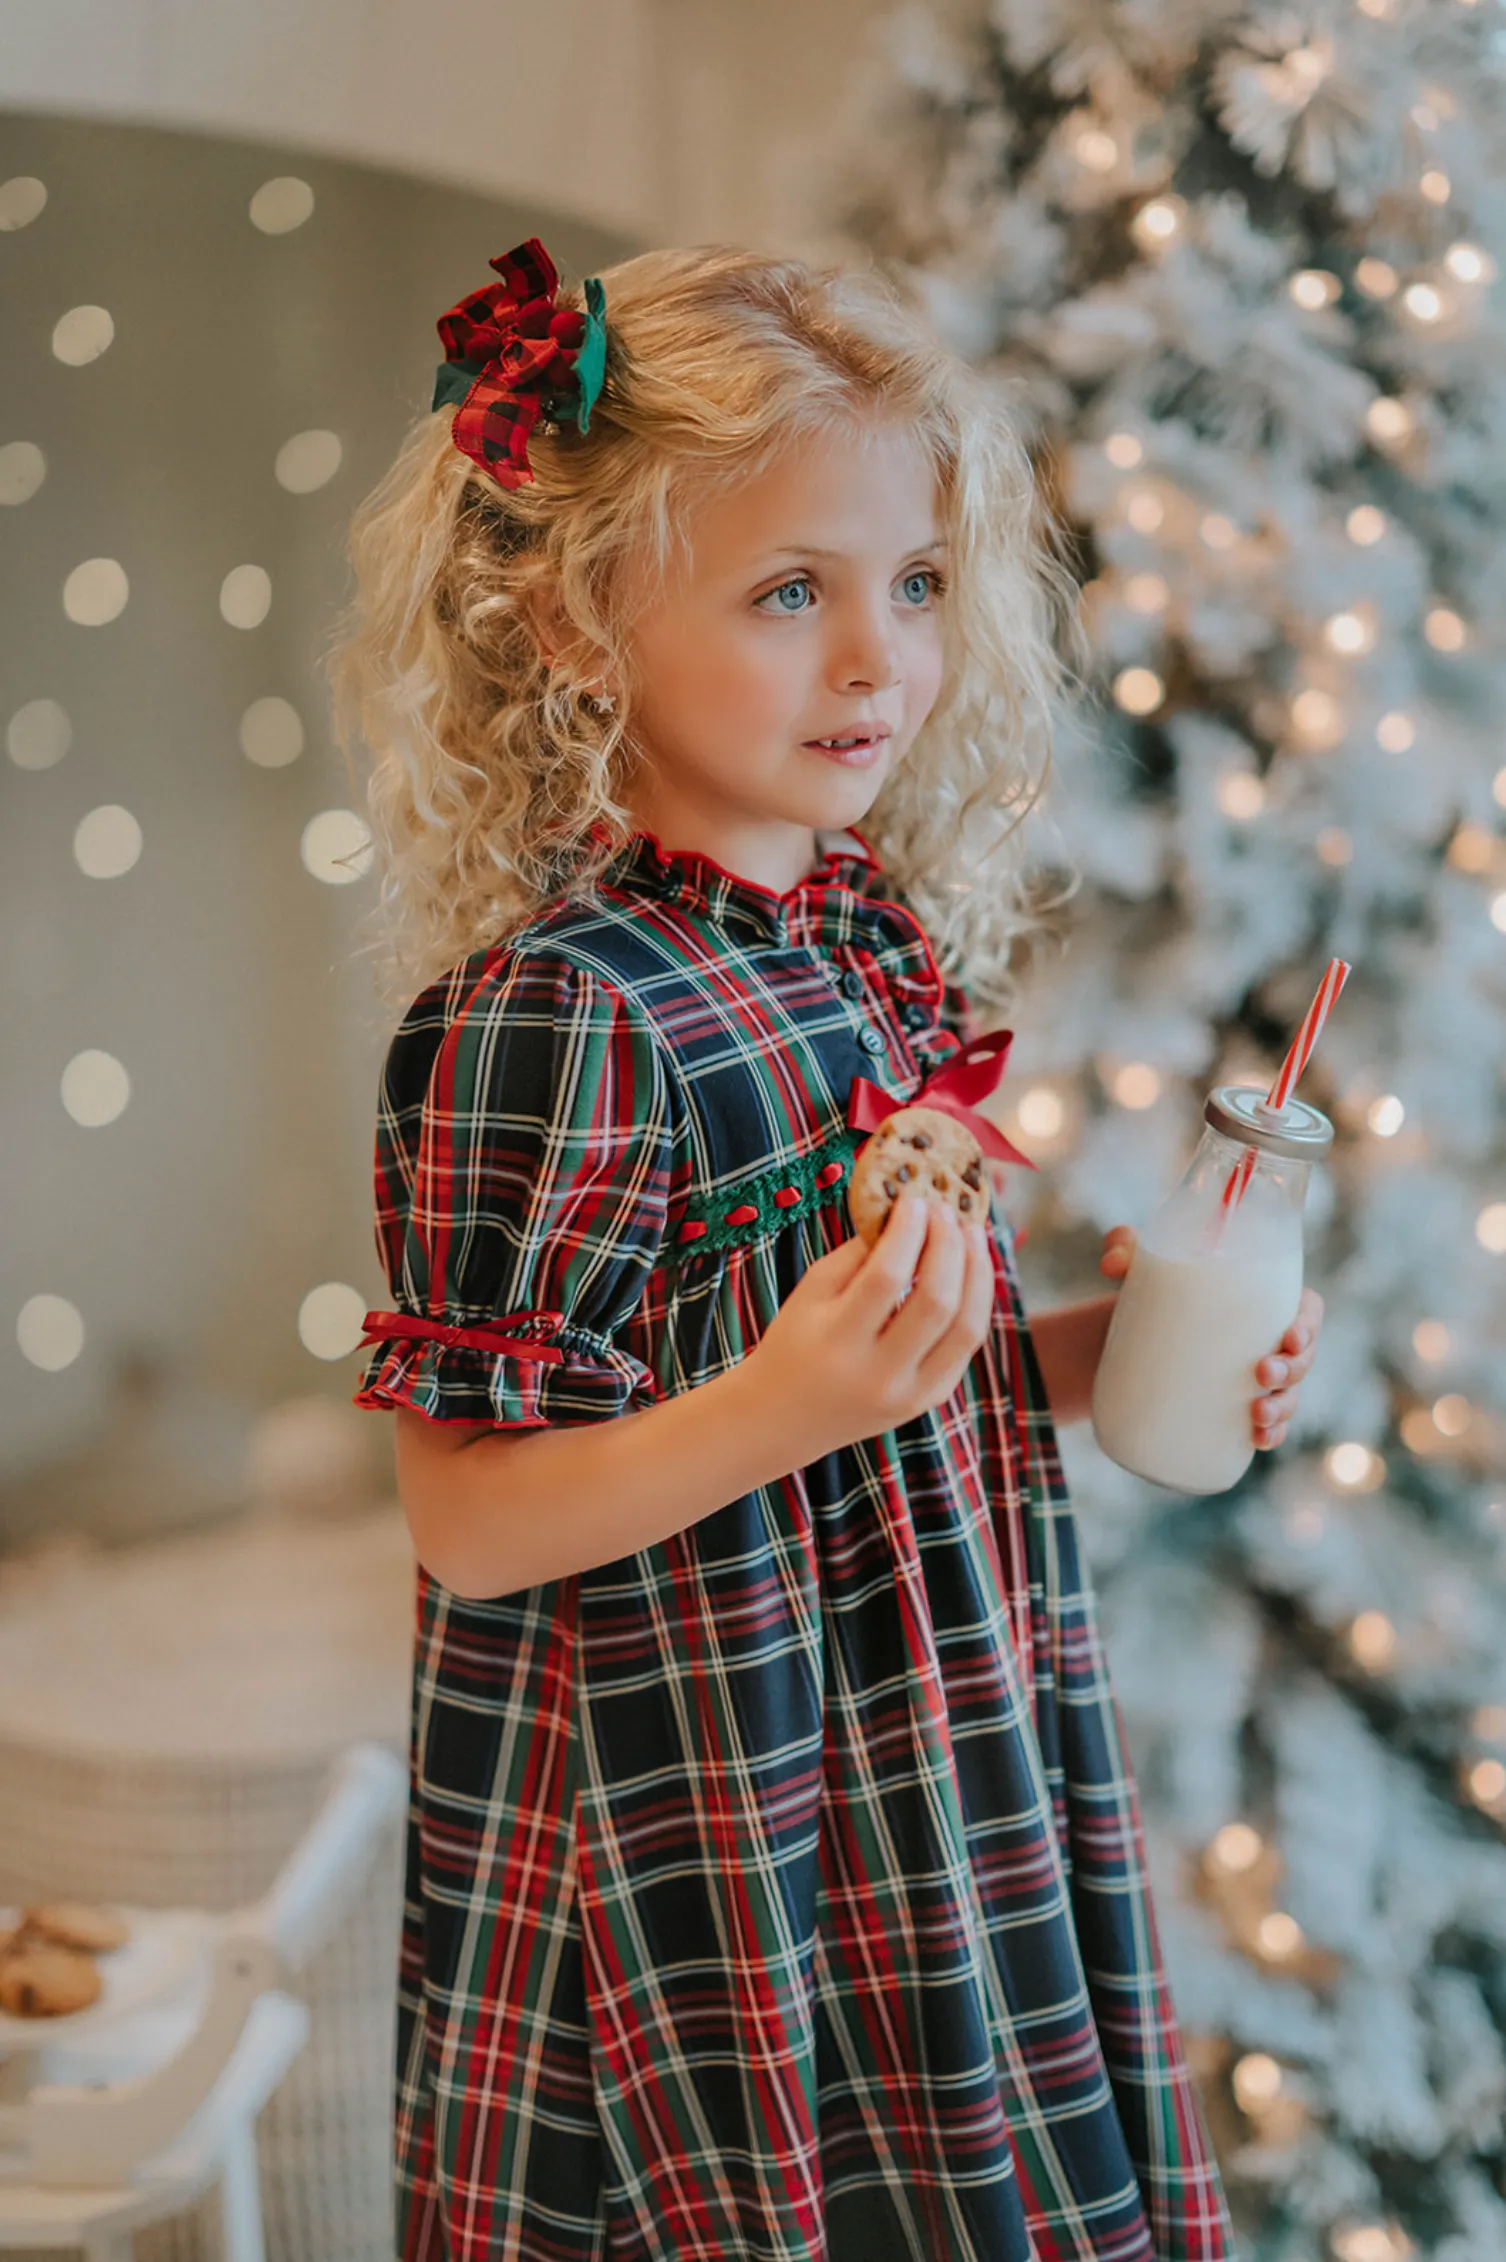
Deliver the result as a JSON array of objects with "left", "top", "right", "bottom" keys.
[
  {"left": 0, "top": 117, "right": 637, "bottom": 1499},
  {"left": 2, "top": 0, "right": 901, "bottom": 254},
  {"left": 0, "top": 0, "right": 913, "bottom": 1504}
]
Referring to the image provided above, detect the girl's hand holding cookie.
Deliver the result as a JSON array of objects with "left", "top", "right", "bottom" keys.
[
  {"left": 1097, "top": 1224, "right": 1325, "bottom": 1450},
  {"left": 749, "top": 1191, "right": 995, "bottom": 1457}
]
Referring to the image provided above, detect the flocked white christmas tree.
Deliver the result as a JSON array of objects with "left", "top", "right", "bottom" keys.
[{"left": 827, "top": 3, "right": 1506, "bottom": 2255}]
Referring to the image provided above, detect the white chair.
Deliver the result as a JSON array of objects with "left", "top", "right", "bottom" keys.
[{"left": 0, "top": 1742, "right": 407, "bottom": 2262}]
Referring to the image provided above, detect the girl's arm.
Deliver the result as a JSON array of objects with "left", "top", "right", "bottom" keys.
[
  {"left": 1026, "top": 1297, "right": 1116, "bottom": 1428},
  {"left": 395, "top": 1200, "right": 993, "bottom": 1598},
  {"left": 396, "top": 1359, "right": 813, "bottom": 1599},
  {"left": 980, "top": 1160, "right": 1114, "bottom": 1425}
]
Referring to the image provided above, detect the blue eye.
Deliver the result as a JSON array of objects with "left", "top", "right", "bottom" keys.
[
  {"left": 753, "top": 568, "right": 946, "bottom": 615},
  {"left": 901, "top": 570, "right": 943, "bottom": 605}
]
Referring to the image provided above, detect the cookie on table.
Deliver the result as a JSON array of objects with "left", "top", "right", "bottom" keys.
[
  {"left": 18, "top": 1901, "right": 130, "bottom": 1954},
  {"left": 0, "top": 1942, "right": 103, "bottom": 2018},
  {"left": 847, "top": 1105, "right": 987, "bottom": 1248}
]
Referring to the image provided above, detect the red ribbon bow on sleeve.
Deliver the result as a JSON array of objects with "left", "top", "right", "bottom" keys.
[{"left": 848, "top": 1030, "right": 1038, "bottom": 1171}]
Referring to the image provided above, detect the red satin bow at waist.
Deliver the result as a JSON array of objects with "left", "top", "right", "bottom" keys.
[{"left": 847, "top": 1029, "right": 1038, "bottom": 1172}]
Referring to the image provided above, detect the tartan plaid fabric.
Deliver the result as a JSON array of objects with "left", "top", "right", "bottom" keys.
[
  {"left": 432, "top": 237, "right": 603, "bottom": 490},
  {"left": 354, "top": 826, "right": 1234, "bottom": 2262}
]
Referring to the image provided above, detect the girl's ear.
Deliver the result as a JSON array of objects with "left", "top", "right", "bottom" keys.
[
  {"left": 521, "top": 584, "right": 616, "bottom": 705},
  {"left": 521, "top": 581, "right": 570, "bottom": 669}
]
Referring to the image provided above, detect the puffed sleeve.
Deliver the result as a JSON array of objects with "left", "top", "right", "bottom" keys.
[{"left": 353, "top": 949, "right": 678, "bottom": 1428}]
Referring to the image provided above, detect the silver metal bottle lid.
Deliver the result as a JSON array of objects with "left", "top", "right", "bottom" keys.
[{"left": 1205, "top": 1083, "right": 1334, "bottom": 1161}]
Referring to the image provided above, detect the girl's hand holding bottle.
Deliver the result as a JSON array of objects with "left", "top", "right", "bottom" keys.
[
  {"left": 750, "top": 1193, "right": 995, "bottom": 1455},
  {"left": 1099, "top": 1225, "right": 1325, "bottom": 1452}
]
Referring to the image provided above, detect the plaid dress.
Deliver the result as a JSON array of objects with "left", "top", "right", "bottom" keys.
[{"left": 353, "top": 824, "right": 1233, "bottom": 2262}]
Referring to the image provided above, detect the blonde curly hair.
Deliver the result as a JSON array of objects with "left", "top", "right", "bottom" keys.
[{"left": 323, "top": 241, "right": 1081, "bottom": 1020}]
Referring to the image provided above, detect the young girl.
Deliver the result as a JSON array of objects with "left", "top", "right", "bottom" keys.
[{"left": 331, "top": 238, "right": 1320, "bottom": 2262}]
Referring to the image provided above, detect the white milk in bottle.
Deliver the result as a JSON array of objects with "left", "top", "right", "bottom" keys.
[{"left": 1090, "top": 1086, "right": 1332, "bottom": 1496}]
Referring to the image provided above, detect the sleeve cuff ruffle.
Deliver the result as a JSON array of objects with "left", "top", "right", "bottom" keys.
[{"left": 352, "top": 1332, "right": 660, "bottom": 1427}]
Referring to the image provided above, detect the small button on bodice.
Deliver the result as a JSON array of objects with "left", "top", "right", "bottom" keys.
[
  {"left": 858, "top": 1027, "right": 887, "bottom": 1056},
  {"left": 902, "top": 1004, "right": 929, "bottom": 1031},
  {"left": 841, "top": 969, "right": 865, "bottom": 1000}
]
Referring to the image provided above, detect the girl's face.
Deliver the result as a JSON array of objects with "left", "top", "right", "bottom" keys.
[{"left": 620, "top": 421, "right": 948, "bottom": 891}]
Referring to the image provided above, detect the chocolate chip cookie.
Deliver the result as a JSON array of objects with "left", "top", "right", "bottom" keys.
[
  {"left": 847, "top": 1105, "right": 988, "bottom": 1247},
  {"left": 0, "top": 1941, "right": 103, "bottom": 2018},
  {"left": 19, "top": 1901, "right": 130, "bottom": 1954}
]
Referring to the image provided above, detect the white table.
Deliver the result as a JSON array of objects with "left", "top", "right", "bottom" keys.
[{"left": 0, "top": 1507, "right": 416, "bottom": 2262}]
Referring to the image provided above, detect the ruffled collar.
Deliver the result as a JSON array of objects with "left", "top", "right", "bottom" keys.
[
  {"left": 592, "top": 822, "right": 887, "bottom": 945},
  {"left": 586, "top": 820, "right": 952, "bottom": 1026}
]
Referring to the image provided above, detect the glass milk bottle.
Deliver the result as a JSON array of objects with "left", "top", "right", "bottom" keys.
[{"left": 1090, "top": 1086, "right": 1332, "bottom": 1496}]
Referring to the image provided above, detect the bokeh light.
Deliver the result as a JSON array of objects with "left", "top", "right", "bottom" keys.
[
  {"left": 0, "top": 440, "right": 46, "bottom": 505},
  {"left": 1477, "top": 1204, "right": 1506, "bottom": 1255},
  {"left": 297, "top": 1282, "right": 369, "bottom": 1361},
  {"left": 63, "top": 558, "right": 129, "bottom": 626},
  {"left": 1113, "top": 667, "right": 1164, "bottom": 715},
  {"left": 16, "top": 1295, "right": 85, "bottom": 1372},
  {"left": 1112, "top": 1062, "right": 1162, "bottom": 1108},
  {"left": 250, "top": 177, "right": 315, "bottom": 233},
  {"left": 1256, "top": 1911, "right": 1303, "bottom": 1959},
  {"left": 1327, "top": 1441, "right": 1386, "bottom": 1491},
  {"left": 51, "top": 305, "right": 114, "bottom": 365},
  {"left": 300, "top": 809, "right": 373, "bottom": 885},
  {"left": 1219, "top": 771, "right": 1265, "bottom": 819},
  {"left": 275, "top": 429, "right": 343, "bottom": 494},
  {"left": 220, "top": 565, "right": 273, "bottom": 630},
  {"left": 7, "top": 698, "right": 71, "bottom": 769},
  {"left": 1016, "top": 1087, "right": 1065, "bottom": 1140},
  {"left": 240, "top": 696, "right": 305, "bottom": 769},
  {"left": 60, "top": 1050, "right": 131, "bottom": 1128},
  {"left": 1349, "top": 1612, "right": 1398, "bottom": 1670},
  {"left": 1206, "top": 1821, "right": 1262, "bottom": 1874},
  {"left": 74, "top": 804, "right": 143, "bottom": 879}
]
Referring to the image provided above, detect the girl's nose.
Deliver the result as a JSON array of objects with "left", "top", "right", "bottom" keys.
[{"left": 833, "top": 609, "right": 901, "bottom": 692}]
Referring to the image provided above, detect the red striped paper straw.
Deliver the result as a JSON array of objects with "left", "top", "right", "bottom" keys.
[
  {"left": 1219, "top": 957, "right": 1352, "bottom": 1221},
  {"left": 1267, "top": 955, "right": 1352, "bottom": 1110}
]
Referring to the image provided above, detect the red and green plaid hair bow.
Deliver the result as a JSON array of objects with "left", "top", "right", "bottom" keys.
[{"left": 431, "top": 237, "right": 607, "bottom": 490}]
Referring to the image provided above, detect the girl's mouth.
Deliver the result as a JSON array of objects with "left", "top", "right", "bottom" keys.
[{"left": 803, "top": 732, "right": 886, "bottom": 768}]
